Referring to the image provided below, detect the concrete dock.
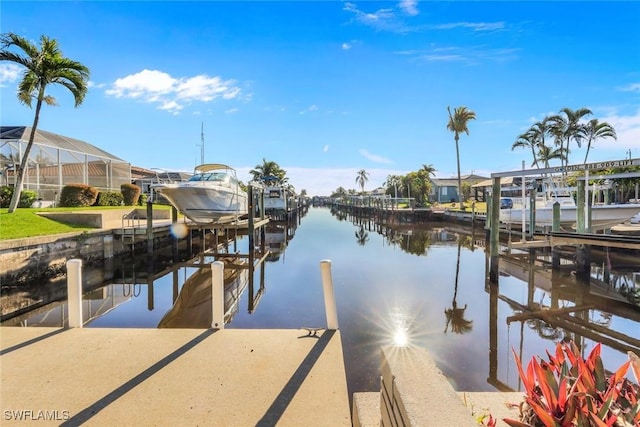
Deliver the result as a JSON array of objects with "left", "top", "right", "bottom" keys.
[{"left": 1, "top": 327, "right": 351, "bottom": 426}]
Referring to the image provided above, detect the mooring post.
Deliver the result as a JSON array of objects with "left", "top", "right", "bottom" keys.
[
  {"left": 211, "top": 261, "right": 225, "bottom": 329},
  {"left": 576, "top": 180, "right": 586, "bottom": 233},
  {"left": 489, "top": 178, "right": 501, "bottom": 283},
  {"left": 66, "top": 259, "right": 83, "bottom": 328},
  {"left": 320, "top": 260, "right": 339, "bottom": 330},
  {"left": 552, "top": 202, "right": 560, "bottom": 232},
  {"left": 146, "top": 200, "right": 154, "bottom": 253}
]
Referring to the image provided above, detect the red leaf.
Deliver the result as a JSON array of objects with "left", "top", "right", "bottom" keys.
[
  {"left": 527, "top": 397, "right": 560, "bottom": 427},
  {"left": 512, "top": 348, "right": 535, "bottom": 396}
]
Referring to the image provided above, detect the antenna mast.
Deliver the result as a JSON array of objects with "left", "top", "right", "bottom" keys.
[{"left": 200, "top": 122, "right": 205, "bottom": 164}]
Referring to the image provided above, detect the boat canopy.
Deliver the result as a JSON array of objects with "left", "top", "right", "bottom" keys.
[{"left": 195, "top": 164, "right": 235, "bottom": 173}]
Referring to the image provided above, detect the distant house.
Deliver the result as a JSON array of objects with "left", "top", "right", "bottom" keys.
[
  {"left": 430, "top": 174, "right": 488, "bottom": 203},
  {"left": 131, "top": 166, "right": 191, "bottom": 197}
]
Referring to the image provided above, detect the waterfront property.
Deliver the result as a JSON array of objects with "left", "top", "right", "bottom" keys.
[{"left": 1, "top": 206, "right": 638, "bottom": 425}]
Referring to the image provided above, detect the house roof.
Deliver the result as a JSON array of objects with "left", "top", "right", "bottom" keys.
[
  {"left": 1, "top": 126, "right": 126, "bottom": 162},
  {"left": 432, "top": 174, "right": 488, "bottom": 187},
  {"left": 472, "top": 177, "right": 515, "bottom": 188}
]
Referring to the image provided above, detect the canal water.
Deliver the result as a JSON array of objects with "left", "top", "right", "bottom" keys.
[{"left": 3, "top": 206, "right": 639, "bottom": 397}]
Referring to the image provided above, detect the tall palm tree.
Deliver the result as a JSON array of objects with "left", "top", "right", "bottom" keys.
[
  {"left": 550, "top": 107, "right": 592, "bottom": 169},
  {"left": 355, "top": 169, "right": 369, "bottom": 193},
  {"left": 249, "top": 158, "right": 287, "bottom": 183},
  {"left": 535, "top": 144, "right": 566, "bottom": 169},
  {"left": 446, "top": 106, "right": 476, "bottom": 209},
  {"left": 582, "top": 119, "right": 616, "bottom": 164},
  {"left": 512, "top": 131, "right": 540, "bottom": 168},
  {"left": 1, "top": 32, "right": 90, "bottom": 213}
]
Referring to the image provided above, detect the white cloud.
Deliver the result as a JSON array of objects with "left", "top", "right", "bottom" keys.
[
  {"left": 620, "top": 83, "right": 640, "bottom": 93},
  {"left": 105, "top": 69, "right": 241, "bottom": 114},
  {"left": 428, "top": 22, "right": 505, "bottom": 32},
  {"left": 323, "top": 145, "right": 329, "bottom": 152},
  {"left": 0, "top": 63, "right": 21, "bottom": 86},
  {"left": 342, "top": 42, "right": 352, "bottom": 50},
  {"left": 397, "top": 45, "right": 518, "bottom": 64},
  {"left": 225, "top": 108, "right": 239, "bottom": 114},
  {"left": 359, "top": 149, "right": 393, "bottom": 164},
  {"left": 600, "top": 109, "right": 640, "bottom": 151},
  {"left": 399, "top": 0, "right": 419, "bottom": 16}
]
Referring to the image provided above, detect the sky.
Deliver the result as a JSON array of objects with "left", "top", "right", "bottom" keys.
[{"left": 1, "top": 1, "right": 639, "bottom": 196}]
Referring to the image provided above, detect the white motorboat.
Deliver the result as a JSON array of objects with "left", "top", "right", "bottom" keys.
[
  {"left": 499, "top": 182, "right": 640, "bottom": 230},
  {"left": 151, "top": 164, "right": 248, "bottom": 224}
]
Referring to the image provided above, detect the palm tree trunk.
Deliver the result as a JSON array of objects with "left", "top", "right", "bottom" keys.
[
  {"left": 455, "top": 134, "right": 462, "bottom": 209},
  {"left": 8, "top": 87, "right": 44, "bottom": 213}
]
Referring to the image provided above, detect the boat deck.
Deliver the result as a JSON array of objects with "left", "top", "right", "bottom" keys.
[{"left": 0, "top": 327, "right": 351, "bottom": 426}]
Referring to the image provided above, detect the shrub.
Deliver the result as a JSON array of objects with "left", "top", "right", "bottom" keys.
[
  {"left": 505, "top": 341, "right": 640, "bottom": 427},
  {"left": 0, "top": 186, "right": 38, "bottom": 208},
  {"left": 0, "top": 186, "right": 13, "bottom": 208},
  {"left": 121, "top": 183, "right": 141, "bottom": 206},
  {"left": 59, "top": 184, "right": 98, "bottom": 207},
  {"left": 20, "top": 190, "right": 38, "bottom": 208},
  {"left": 138, "top": 193, "right": 148, "bottom": 206},
  {"left": 96, "top": 191, "right": 124, "bottom": 206}
]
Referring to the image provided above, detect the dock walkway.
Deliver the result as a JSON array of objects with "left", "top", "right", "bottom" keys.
[{"left": 1, "top": 327, "right": 350, "bottom": 426}]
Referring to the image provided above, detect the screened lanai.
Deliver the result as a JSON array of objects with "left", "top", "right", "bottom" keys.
[{"left": 1, "top": 126, "right": 131, "bottom": 205}]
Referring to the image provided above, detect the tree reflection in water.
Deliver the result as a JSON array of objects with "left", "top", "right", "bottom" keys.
[
  {"left": 355, "top": 225, "right": 369, "bottom": 246},
  {"left": 444, "top": 238, "right": 473, "bottom": 334}
]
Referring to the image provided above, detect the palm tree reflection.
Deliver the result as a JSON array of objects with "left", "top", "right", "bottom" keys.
[
  {"left": 355, "top": 225, "right": 369, "bottom": 246},
  {"left": 444, "top": 238, "right": 473, "bottom": 334}
]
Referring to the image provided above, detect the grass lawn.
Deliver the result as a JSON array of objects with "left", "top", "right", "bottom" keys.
[{"left": 0, "top": 205, "right": 172, "bottom": 240}]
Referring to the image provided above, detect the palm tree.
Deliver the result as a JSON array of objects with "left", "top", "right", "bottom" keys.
[
  {"left": 446, "top": 106, "right": 476, "bottom": 209},
  {"left": 512, "top": 118, "right": 554, "bottom": 168},
  {"left": 1, "top": 32, "right": 90, "bottom": 213},
  {"left": 535, "top": 144, "right": 566, "bottom": 169},
  {"left": 582, "top": 119, "right": 616, "bottom": 164},
  {"left": 550, "top": 107, "right": 592, "bottom": 169},
  {"left": 249, "top": 158, "right": 287, "bottom": 183},
  {"left": 420, "top": 163, "right": 437, "bottom": 177},
  {"left": 355, "top": 169, "right": 369, "bottom": 193},
  {"left": 512, "top": 131, "right": 540, "bottom": 168}
]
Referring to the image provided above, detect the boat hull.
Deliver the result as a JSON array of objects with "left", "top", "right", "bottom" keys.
[
  {"left": 152, "top": 182, "right": 248, "bottom": 224},
  {"left": 500, "top": 204, "right": 640, "bottom": 229}
]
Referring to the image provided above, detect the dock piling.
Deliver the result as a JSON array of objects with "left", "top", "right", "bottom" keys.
[
  {"left": 320, "top": 260, "right": 339, "bottom": 330},
  {"left": 66, "top": 259, "right": 83, "bottom": 328},
  {"left": 211, "top": 261, "right": 225, "bottom": 329}
]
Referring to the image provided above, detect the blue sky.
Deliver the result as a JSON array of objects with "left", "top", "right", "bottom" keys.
[{"left": 1, "top": 1, "right": 639, "bottom": 196}]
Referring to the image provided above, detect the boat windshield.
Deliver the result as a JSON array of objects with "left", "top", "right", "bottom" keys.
[{"left": 188, "top": 172, "right": 229, "bottom": 183}]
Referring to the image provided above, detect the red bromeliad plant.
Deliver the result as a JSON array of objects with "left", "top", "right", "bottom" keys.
[{"left": 505, "top": 342, "right": 640, "bottom": 427}]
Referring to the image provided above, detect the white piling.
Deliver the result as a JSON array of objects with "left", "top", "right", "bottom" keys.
[
  {"left": 211, "top": 261, "right": 225, "bottom": 329},
  {"left": 320, "top": 259, "right": 339, "bottom": 330},
  {"left": 66, "top": 259, "right": 83, "bottom": 328}
]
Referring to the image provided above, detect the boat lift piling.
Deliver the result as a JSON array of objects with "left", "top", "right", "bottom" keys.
[{"left": 487, "top": 158, "right": 640, "bottom": 282}]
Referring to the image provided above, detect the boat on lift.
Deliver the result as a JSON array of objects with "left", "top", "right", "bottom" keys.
[
  {"left": 499, "top": 179, "right": 640, "bottom": 230},
  {"left": 151, "top": 164, "right": 248, "bottom": 224}
]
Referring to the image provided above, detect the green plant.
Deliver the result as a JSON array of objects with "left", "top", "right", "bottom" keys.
[
  {"left": 137, "top": 193, "right": 148, "bottom": 206},
  {"left": 121, "top": 183, "right": 141, "bottom": 206},
  {"left": 59, "top": 184, "right": 98, "bottom": 207},
  {"left": 0, "top": 186, "right": 37, "bottom": 208},
  {"left": 505, "top": 342, "right": 640, "bottom": 427},
  {"left": 96, "top": 191, "right": 124, "bottom": 206}
]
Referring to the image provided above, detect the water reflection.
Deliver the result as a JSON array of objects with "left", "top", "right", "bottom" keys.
[
  {"left": 355, "top": 225, "right": 369, "bottom": 246},
  {"left": 2, "top": 207, "right": 638, "bottom": 399},
  {"left": 158, "top": 257, "right": 251, "bottom": 328},
  {"left": 444, "top": 239, "right": 473, "bottom": 334}
]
